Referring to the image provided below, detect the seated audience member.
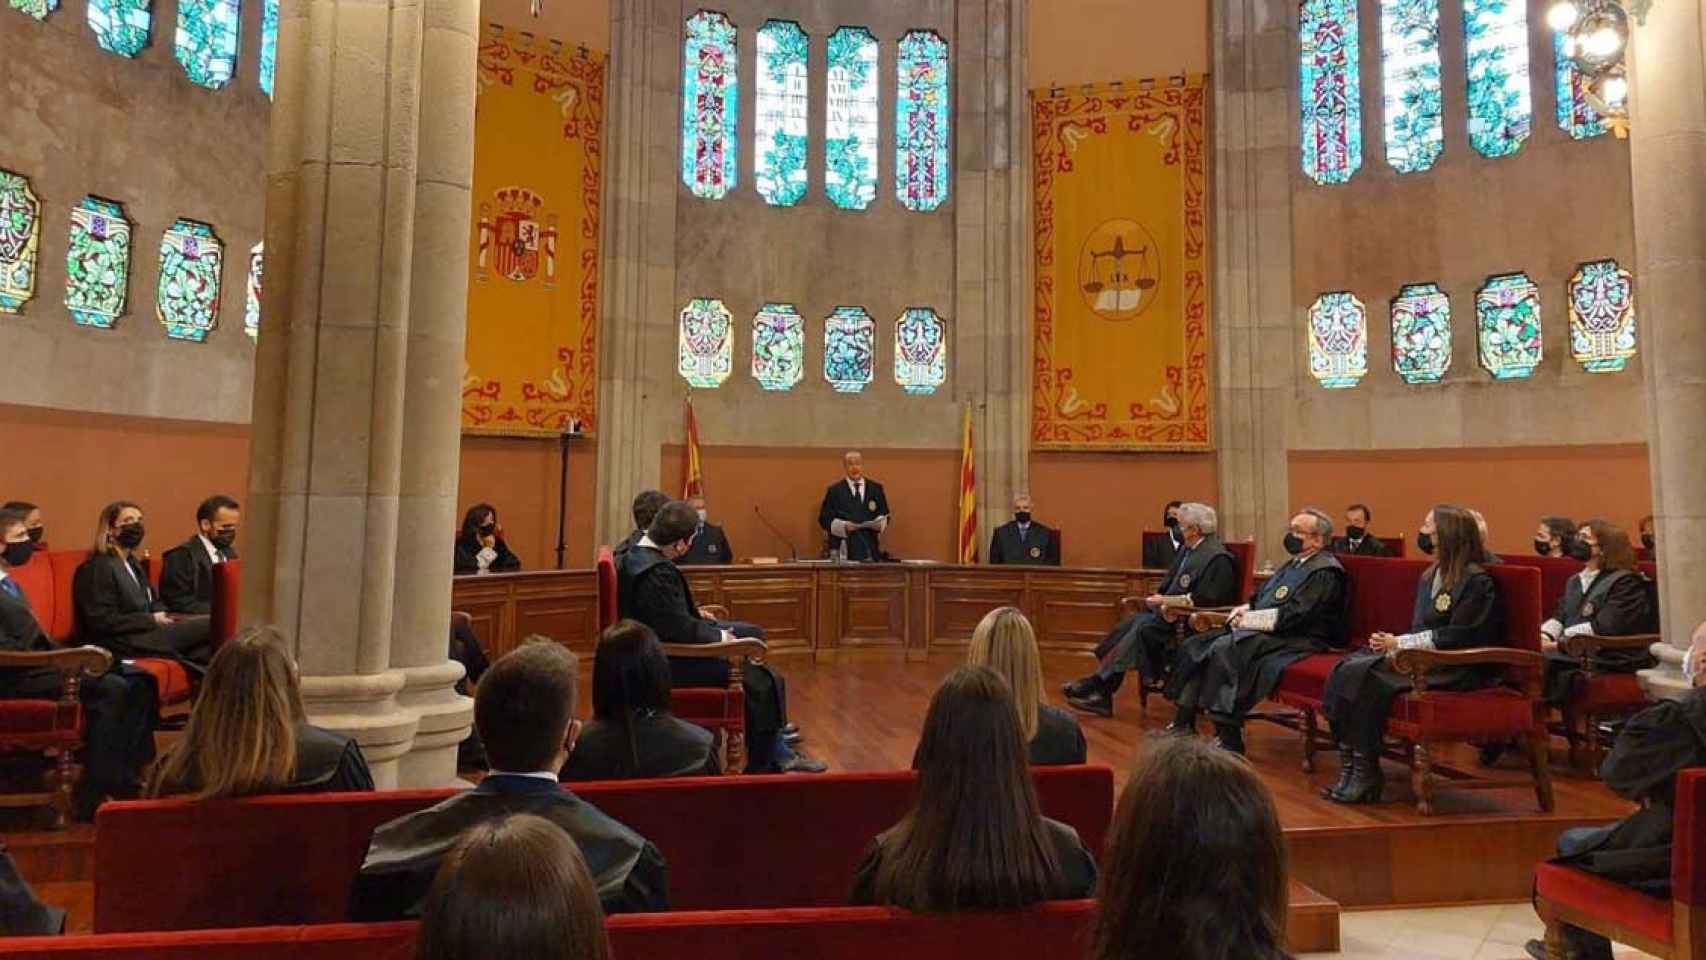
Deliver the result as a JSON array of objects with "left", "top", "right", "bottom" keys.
[
  {"left": 1065, "top": 502, "right": 1238, "bottom": 717},
  {"left": 988, "top": 493, "right": 1060, "bottom": 566},
  {"left": 0, "top": 847, "right": 63, "bottom": 935},
  {"left": 1093, "top": 737, "right": 1291, "bottom": 960},
  {"left": 615, "top": 489, "right": 670, "bottom": 557},
  {"left": 1, "top": 508, "right": 158, "bottom": 819},
  {"left": 350, "top": 639, "right": 668, "bottom": 919},
  {"left": 73, "top": 500, "right": 214, "bottom": 670},
  {"left": 676, "top": 495, "right": 734, "bottom": 565},
  {"left": 147, "top": 625, "right": 373, "bottom": 798},
  {"left": 159, "top": 494, "right": 240, "bottom": 615},
  {"left": 617, "top": 500, "right": 823, "bottom": 773},
  {"left": 453, "top": 503, "right": 521, "bottom": 576},
  {"left": 0, "top": 502, "right": 44, "bottom": 550},
  {"left": 450, "top": 617, "right": 490, "bottom": 771},
  {"left": 1140, "top": 500, "right": 1185, "bottom": 569},
  {"left": 1166, "top": 508, "right": 1347, "bottom": 754},
  {"left": 1638, "top": 514, "right": 1655, "bottom": 553},
  {"left": 1320, "top": 505, "right": 1503, "bottom": 804},
  {"left": 851, "top": 666, "right": 1097, "bottom": 909},
  {"left": 416, "top": 814, "right": 610, "bottom": 960},
  {"left": 1538, "top": 519, "right": 1658, "bottom": 707},
  {"left": 563, "top": 620, "right": 720, "bottom": 781},
  {"left": 1535, "top": 515, "right": 1584, "bottom": 559},
  {"left": 1329, "top": 503, "right": 1389, "bottom": 556},
  {"left": 1414, "top": 508, "right": 1436, "bottom": 556},
  {"left": 1525, "top": 625, "right": 1706, "bottom": 960},
  {"left": 967, "top": 607, "right": 1085, "bottom": 765}
]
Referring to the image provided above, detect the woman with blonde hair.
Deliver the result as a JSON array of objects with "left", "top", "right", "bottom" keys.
[
  {"left": 73, "top": 499, "right": 214, "bottom": 669},
  {"left": 968, "top": 607, "right": 1086, "bottom": 765},
  {"left": 147, "top": 625, "right": 374, "bottom": 799}
]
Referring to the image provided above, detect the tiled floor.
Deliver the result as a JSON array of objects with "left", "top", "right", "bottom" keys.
[{"left": 1303, "top": 903, "right": 1660, "bottom": 959}]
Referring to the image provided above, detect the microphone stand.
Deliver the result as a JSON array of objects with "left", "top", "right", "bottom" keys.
[
  {"left": 753, "top": 505, "right": 799, "bottom": 561},
  {"left": 554, "top": 420, "right": 584, "bottom": 570}
]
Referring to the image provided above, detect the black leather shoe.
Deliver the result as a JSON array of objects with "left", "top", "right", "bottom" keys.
[
  {"left": 1522, "top": 939, "right": 1547, "bottom": 960},
  {"left": 1157, "top": 719, "right": 1195, "bottom": 737},
  {"left": 1062, "top": 676, "right": 1101, "bottom": 699},
  {"left": 778, "top": 752, "right": 828, "bottom": 773},
  {"left": 1066, "top": 690, "right": 1114, "bottom": 717},
  {"left": 1211, "top": 724, "right": 1246, "bottom": 756},
  {"left": 1320, "top": 745, "right": 1355, "bottom": 800}
]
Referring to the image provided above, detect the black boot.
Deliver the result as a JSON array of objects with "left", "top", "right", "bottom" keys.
[
  {"left": 1062, "top": 675, "right": 1102, "bottom": 699},
  {"left": 1330, "top": 750, "right": 1384, "bottom": 804},
  {"left": 1212, "top": 722, "right": 1246, "bottom": 755},
  {"left": 1066, "top": 688, "right": 1114, "bottom": 717},
  {"left": 1320, "top": 743, "right": 1355, "bottom": 800}
]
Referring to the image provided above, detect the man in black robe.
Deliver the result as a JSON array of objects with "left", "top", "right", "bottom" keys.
[
  {"left": 1328, "top": 503, "right": 1389, "bottom": 556},
  {"left": 677, "top": 495, "right": 734, "bottom": 565},
  {"left": 817, "top": 451, "right": 890, "bottom": 561},
  {"left": 988, "top": 493, "right": 1060, "bottom": 566},
  {"left": 615, "top": 489, "right": 670, "bottom": 559}
]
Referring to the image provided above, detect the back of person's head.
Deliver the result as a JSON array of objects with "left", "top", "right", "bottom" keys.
[
  {"left": 148, "top": 625, "right": 305, "bottom": 800},
  {"left": 417, "top": 813, "right": 611, "bottom": 960},
  {"left": 966, "top": 607, "right": 1043, "bottom": 742},
  {"left": 196, "top": 494, "right": 240, "bottom": 525},
  {"left": 0, "top": 508, "right": 26, "bottom": 539},
  {"left": 1430, "top": 504, "right": 1485, "bottom": 590},
  {"left": 1093, "top": 737, "right": 1288, "bottom": 960},
  {"left": 460, "top": 503, "right": 498, "bottom": 540},
  {"left": 93, "top": 499, "right": 141, "bottom": 555},
  {"left": 1583, "top": 518, "right": 1637, "bottom": 572},
  {"left": 591, "top": 620, "right": 674, "bottom": 773},
  {"left": 647, "top": 500, "right": 699, "bottom": 548},
  {"left": 630, "top": 489, "right": 670, "bottom": 531},
  {"left": 870, "top": 665, "right": 1062, "bottom": 911},
  {"left": 476, "top": 638, "right": 577, "bottom": 773}
]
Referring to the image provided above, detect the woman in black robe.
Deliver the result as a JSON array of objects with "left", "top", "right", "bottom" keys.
[{"left": 1538, "top": 519, "right": 1658, "bottom": 707}]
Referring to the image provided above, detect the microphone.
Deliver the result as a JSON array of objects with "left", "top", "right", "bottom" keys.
[{"left": 753, "top": 505, "right": 799, "bottom": 561}]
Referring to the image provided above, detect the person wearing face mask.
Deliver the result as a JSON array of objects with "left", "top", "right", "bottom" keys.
[
  {"left": 1537, "top": 519, "right": 1658, "bottom": 708},
  {"left": 677, "top": 495, "right": 734, "bottom": 565},
  {"left": 1534, "top": 515, "right": 1585, "bottom": 560},
  {"left": 0, "top": 502, "right": 44, "bottom": 552},
  {"left": 617, "top": 501, "right": 825, "bottom": 773},
  {"left": 1329, "top": 503, "right": 1389, "bottom": 556},
  {"left": 159, "top": 494, "right": 241, "bottom": 615},
  {"left": 453, "top": 503, "right": 522, "bottom": 576},
  {"left": 988, "top": 493, "right": 1060, "bottom": 566},
  {"left": 1163, "top": 508, "right": 1349, "bottom": 755},
  {"left": 1141, "top": 501, "right": 1185, "bottom": 569},
  {"left": 72, "top": 500, "right": 214, "bottom": 671}
]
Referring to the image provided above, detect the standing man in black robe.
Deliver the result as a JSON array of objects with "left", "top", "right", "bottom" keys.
[
  {"left": 677, "top": 495, "right": 734, "bottom": 565},
  {"left": 987, "top": 493, "right": 1059, "bottom": 566},
  {"left": 1328, "top": 503, "right": 1389, "bottom": 556},
  {"left": 159, "top": 494, "right": 240, "bottom": 615},
  {"left": 818, "top": 451, "right": 890, "bottom": 562}
]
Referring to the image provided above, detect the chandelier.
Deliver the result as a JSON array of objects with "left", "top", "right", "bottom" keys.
[{"left": 1548, "top": 0, "right": 1652, "bottom": 136}]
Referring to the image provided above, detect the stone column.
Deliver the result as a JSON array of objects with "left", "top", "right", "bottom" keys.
[{"left": 1631, "top": 0, "right": 1706, "bottom": 698}]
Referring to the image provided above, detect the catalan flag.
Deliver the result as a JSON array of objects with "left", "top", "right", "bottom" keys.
[
  {"left": 683, "top": 398, "right": 705, "bottom": 499},
  {"left": 957, "top": 403, "right": 977, "bottom": 564}
]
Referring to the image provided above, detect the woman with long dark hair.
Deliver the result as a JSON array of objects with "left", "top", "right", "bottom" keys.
[
  {"left": 454, "top": 503, "right": 521, "bottom": 575},
  {"left": 562, "top": 620, "right": 719, "bottom": 780},
  {"left": 73, "top": 500, "right": 214, "bottom": 669},
  {"left": 850, "top": 665, "right": 1096, "bottom": 911}
]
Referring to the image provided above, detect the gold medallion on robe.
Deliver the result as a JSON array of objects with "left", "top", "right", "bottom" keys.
[
  {"left": 1179, "top": 574, "right": 1192, "bottom": 589},
  {"left": 1582, "top": 601, "right": 1596, "bottom": 617},
  {"left": 1029, "top": 546, "right": 1042, "bottom": 558},
  {"left": 1274, "top": 585, "right": 1290, "bottom": 600},
  {"left": 868, "top": 500, "right": 878, "bottom": 511},
  {"left": 1435, "top": 592, "right": 1452, "bottom": 613}
]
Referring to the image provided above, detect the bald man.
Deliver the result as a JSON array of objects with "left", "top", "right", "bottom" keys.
[{"left": 817, "top": 452, "right": 890, "bottom": 562}]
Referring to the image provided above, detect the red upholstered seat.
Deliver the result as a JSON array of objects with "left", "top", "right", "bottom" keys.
[
  {"left": 209, "top": 560, "right": 241, "bottom": 650},
  {"left": 1535, "top": 863, "right": 1672, "bottom": 946},
  {"left": 131, "top": 659, "right": 194, "bottom": 705},
  {"left": 1273, "top": 653, "right": 1342, "bottom": 703},
  {"left": 1387, "top": 686, "right": 1538, "bottom": 739},
  {"left": 0, "top": 700, "right": 79, "bottom": 740},
  {"left": 1572, "top": 672, "right": 1647, "bottom": 712}
]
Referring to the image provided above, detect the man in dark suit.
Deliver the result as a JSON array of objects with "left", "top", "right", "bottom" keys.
[
  {"left": 159, "top": 494, "right": 240, "bottom": 615},
  {"left": 677, "top": 495, "right": 734, "bottom": 565},
  {"left": 614, "top": 489, "right": 670, "bottom": 558},
  {"left": 1328, "top": 503, "right": 1389, "bottom": 556},
  {"left": 988, "top": 494, "right": 1060, "bottom": 566},
  {"left": 349, "top": 639, "right": 668, "bottom": 920},
  {"left": 817, "top": 451, "right": 890, "bottom": 561}
]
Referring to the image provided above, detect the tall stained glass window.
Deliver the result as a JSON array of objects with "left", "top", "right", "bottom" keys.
[
  {"left": 65, "top": 196, "right": 132, "bottom": 329},
  {"left": 896, "top": 30, "right": 950, "bottom": 212},
  {"left": 1554, "top": 31, "right": 1609, "bottom": 139},
  {"left": 259, "top": 0, "right": 277, "bottom": 98},
  {"left": 244, "top": 241, "right": 262, "bottom": 341},
  {"left": 1569, "top": 259, "right": 1636, "bottom": 372},
  {"left": 157, "top": 219, "right": 224, "bottom": 342},
  {"left": 752, "top": 303, "right": 804, "bottom": 391},
  {"left": 894, "top": 307, "right": 946, "bottom": 395},
  {"left": 1390, "top": 282, "right": 1452, "bottom": 384},
  {"left": 0, "top": 170, "right": 41, "bottom": 315},
  {"left": 754, "top": 20, "right": 809, "bottom": 207},
  {"left": 1462, "top": 0, "right": 1531, "bottom": 158},
  {"left": 175, "top": 0, "right": 239, "bottom": 89},
  {"left": 824, "top": 306, "right": 875, "bottom": 392},
  {"left": 89, "top": 0, "right": 151, "bottom": 57},
  {"left": 678, "top": 297, "right": 733, "bottom": 388},
  {"left": 1476, "top": 272, "right": 1542, "bottom": 379},
  {"left": 1380, "top": 0, "right": 1443, "bottom": 173},
  {"left": 8, "top": 0, "right": 57, "bottom": 21},
  {"left": 1307, "top": 292, "right": 1368, "bottom": 388},
  {"left": 826, "top": 26, "right": 879, "bottom": 210},
  {"left": 1300, "top": 0, "right": 1362, "bottom": 186},
  {"left": 681, "top": 11, "right": 738, "bottom": 200}
]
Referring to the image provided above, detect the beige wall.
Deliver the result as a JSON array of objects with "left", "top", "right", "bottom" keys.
[{"left": 1029, "top": 0, "right": 1210, "bottom": 86}]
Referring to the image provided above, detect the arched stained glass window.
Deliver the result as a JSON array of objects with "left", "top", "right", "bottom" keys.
[
  {"left": 1462, "top": 0, "right": 1531, "bottom": 158},
  {"left": 89, "top": 0, "right": 151, "bottom": 57},
  {"left": 681, "top": 11, "right": 739, "bottom": 200},
  {"left": 824, "top": 306, "right": 875, "bottom": 392},
  {"left": 65, "top": 196, "right": 132, "bottom": 329},
  {"left": 1380, "top": 0, "right": 1443, "bottom": 173},
  {"left": 894, "top": 308, "right": 946, "bottom": 395},
  {"left": 678, "top": 297, "right": 733, "bottom": 388},
  {"left": 175, "top": 0, "right": 239, "bottom": 89},
  {"left": 244, "top": 241, "right": 262, "bottom": 341},
  {"left": 1569, "top": 259, "right": 1636, "bottom": 372},
  {"left": 157, "top": 218, "right": 224, "bottom": 342},
  {"left": 1307, "top": 292, "right": 1368, "bottom": 388},
  {"left": 896, "top": 30, "right": 950, "bottom": 212},
  {"left": 259, "top": 0, "right": 277, "bottom": 98},
  {"left": 754, "top": 20, "right": 809, "bottom": 207},
  {"left": 1476, "top": 272, "right": 1542, "bottom": 379},
  {"left": 826, "top": 26, "right": 879, "bottom": 210},
  {"left": 8, "top": 0, "right": 57, "bottom": 22},
  {"left": 0, "top": 170, "right": 41, "bottom": 315},
  {"left": 1390, "top": 282, "right": 1452, "bottom": 384},
  {"left": 1554, "top": 31, "right": 1609, "bottom": 139},
  {"left": 752, "top": 303, "right": 804, "bottom": 391},
  {"left": 1300, "top": 0, "right": 1362, "bottom": 186}
]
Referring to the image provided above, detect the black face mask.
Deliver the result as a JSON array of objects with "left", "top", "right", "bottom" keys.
[
  {"left": 1345, "top": 525, "right": 1366, "bottom": 541},
  {"left": 1566, "top": 538, "right": 1592, "bottom": 562},
  {"left": 25, "top": 526, "right": 43, "bottom": 544},
  {"left": 1416, "top": 531, "right": 1434, "bottom": 555},
  {"left": 209, "top": 529, "right": 237, "bottom": 551},
  {"left": 478, "top": 523, "right": 497, "bottom": 538},
  {"left": 1534, "top": 539, "right": 1552, "bottom": 557},
  {"left": 1014, "top": 512, "right": 1031, "bottom": 525},
  {"left": 1164, "top": 515, "right": 1179, "bottom": 529},
  {"left": 1282, "top": 532, "right": 1305, "bottom": 555},
  {"left": 2, "top": 540, "right": 33, "bottom": 568},
  {"left": 1642, "top": 533, "right": 1655, "bottom": 551},
  {"left": 114, "top": 523, "right": 145, "bottom": 549}
]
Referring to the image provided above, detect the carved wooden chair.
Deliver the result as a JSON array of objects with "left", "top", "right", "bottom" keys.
[
  {"left": 0, "top": 644, "right": 114, "bottom": 828},
  {"left": 1551, "top": 629, "right": 1662, "bottom": 771}
]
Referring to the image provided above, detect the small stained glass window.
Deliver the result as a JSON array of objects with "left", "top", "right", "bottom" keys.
[
  {"left": 1462, "top": 0, "right": 1532, "bottom": 158},
  {"left": 175, "top": 0, "right": 239, "bottom": 89},
  {"left": 755, "top": 20, "right": 809, "bottom": 207},
  {"left": 1553, "top": 31, "right": 1608, "bottom": 139},
  {"left": 825, "top": 306, "right": 875, "bottom": 392},
  {"left": 1380, "top": 0, "right": 1443, "bottom": 174},
  {"left": 9, "top": 0, "right": 58, "bottom": 22},
  {"left": 896, "top": 30, "right": 950, "bottom": 212},
  {"left": 1390, "top": 282, "right": 1452, "bottom": 384},
  {"left": 826, "top": 26, "right": 879, "bottom": 210},
  {"left": 65, "top": 196, "right": 133, "bottom": 330},
  {"left": 681, "top": 10, "right": 739, "bottom": 200},
  {"left": 259, "top": 0, "right": 277, "bottom": 98},
  {"left": 157, "top": 218, "right": 225, "bottom": 342},
  {"left": 0, "top": 170, "right": 42, "bottom": 315},
  {"left": 752, "top": 303, "right": 804, "bottom": 391},
  {"left": 89, "top": 0, "right": 152, "bottom": 57},
  {"left": 244, "top": 241, "right": 262, "bottom": 341},
  {"left": 894, "top": 307, "right": 946, "bottom": 395},
  {"left": 1568, "top": 259, "right": 1636, "bottom": 373},
  {"left": 1300, "top": 0, "right": 1362, "bottom": 186},
  {"left": 1476, "top": 272, "right": 1542, "bottom": 379},
  {"left": 678, "top": 297, "right": 733, "bottom": 388},
  {"left": 1307, "top": 292, "right": 1368, "bottom": 389}
]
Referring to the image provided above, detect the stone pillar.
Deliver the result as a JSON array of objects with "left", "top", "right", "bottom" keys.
[{"left": 1631, "top": 0, "right": 1706, "bottom": 698}]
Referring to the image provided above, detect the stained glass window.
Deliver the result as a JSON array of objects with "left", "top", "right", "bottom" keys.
[
  {"left": 1307, "top": 292, "right": 1368, "bottom": 388},
  {"left": 1390, "top": 282, "right": 1452, "bottom": 384},
  {"left": 0, "top": 171, "right": 41, "bottom": 315},
  {"left": 8, "top": 0, "right": 57, "bottom": 21},
  {"left": 175, "top": 0, "right": 239, "bottom": 89},
  {"left": 1300, "top": 0, "right": 1362, "bottom": 186},
  {"left": 894, "top": 308, "right": 947, "bottom": 395},
  {"left": 89, "top": 0, "right": 151, "bottom": 57},
  {"left": 1462, "top": 0, "right": 1531, "bottom": 158},
  {"left": 1569, "top": 259, "right": 1636, "bottom": 372},
  {"left": 1554, "top": 31, "right": 1609, "bottom": 139},
  {"left": 244, "top": 241, "right": 262, "bottom": 341},
  {"left": 752, "top": 303, "right": 804, "bottom": 391},
  {"left": 157, "top": 219, "right": 224, "bottom": 342},
  {"left": 896, "top": 30, "right": 950, "bottom": 212},
  {"left": 824, "top": 306, "right": 875, "bottom": 392},
  {"left": 1380, "top": 0, "right": 1443, "bottom": 173},
  {"left": 681, "top": 11, "right": 738, "bottom": 201},
  {"left": 826, "top": 26, "right": 879, "bottom": 210},
  {"left": 259, "top": 0, "right": 277, "bottom": 98},
  {"left": 678, "top": 297, "right": 733, "bottom": 388},
  {"left": 65, "top": 196, "right": 132, "bottom": 329},
  {"left": 1476, "top": 272, "right": 1542, "bottom": 379},
  {"left": 754, "top": 20, "right": 809, "bottom": 207}
]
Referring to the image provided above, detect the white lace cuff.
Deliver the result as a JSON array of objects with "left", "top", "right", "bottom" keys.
[
  {"left": 1394, "top": 630, "right": 1436, "bottom": 651},
  {"left": 1239, "top": 608, "right": 1278, "bottom": 632},
  {"left": 1562, "top": 621, "right": 1595, "bottom": 638},
  {"left": 1541, "top": 619, "right": 1563, "bottom": 640}
]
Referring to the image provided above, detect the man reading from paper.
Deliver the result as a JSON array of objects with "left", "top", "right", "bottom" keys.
[{"left": 818, "top": 451, "right": 890, "bottom": 562}]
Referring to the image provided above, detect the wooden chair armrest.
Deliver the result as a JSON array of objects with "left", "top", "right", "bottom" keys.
[
  {"left": 0, "top": 647, "right": 112, "bottom": 675},
  {"left": 659, "top": 639, "right": 769, "bottom": 661},
  {"left": 1391, "top": 646, "right": 1545, "bottom": 696},
  {"left": 1119, "top": 596, "right": 1145, "bottom": 616},
  {"left": 450, "top": 610, "right": 472, "bottom": 630},
  {"left": 1557, "top": 632, "right": 1662, "bottom": 661},
  {"left": 700, "top": 604, "right": 730, "bottom": 621}
]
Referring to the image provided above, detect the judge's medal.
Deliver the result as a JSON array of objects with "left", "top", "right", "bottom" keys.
[
  {"left": 1274, "top": 585, "right": 1290, "bottom": 600},
  {"left": 1029, "top": 546, "right": 1041, "bottom": 558},
  {"left": 1435, "top": 592, "right": 1452, "bottom": 613}
]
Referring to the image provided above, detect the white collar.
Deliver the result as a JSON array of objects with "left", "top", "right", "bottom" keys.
[
  {"left": 848, "top": 477, "right": 864, "bottom": 491},
  {"left": 488, "top": 769, "right": 559, "bottom": 783},
  {"left": 198, "top": 533, "right": 222, "bottom": 561},
  {"left": 638, "top": 534, "right": 660, "bottom": 550}
]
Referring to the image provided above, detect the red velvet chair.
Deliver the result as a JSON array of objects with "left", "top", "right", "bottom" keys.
[
  {"left": 0, "top": 643, "right": 113, "bottom": 828},
  {"left": 1534, "top": 768, "right": 1706, "bottom": 959},
  {"left": 208, "top": 559, "right": 241, "bottom": 650}
]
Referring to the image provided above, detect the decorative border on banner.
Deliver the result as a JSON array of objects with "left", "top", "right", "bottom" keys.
[{"left": 1030, "top": 75, "right": 1211, "bottom": 452}]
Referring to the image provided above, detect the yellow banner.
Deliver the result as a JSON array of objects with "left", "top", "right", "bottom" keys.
[
  {"left": 1031, "top": 77, "right": 1211, "bottom": 451},
  {"left": 461, "top": 27, "right": 603, "bottom": 436}
]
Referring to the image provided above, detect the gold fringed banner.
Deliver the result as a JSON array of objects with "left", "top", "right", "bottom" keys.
[
  {"left": 461, "top": 27, "right": 603, "bottom": 436},
  {"left": 1031, "top": 77, "right": 1211, "bottom": 451}
]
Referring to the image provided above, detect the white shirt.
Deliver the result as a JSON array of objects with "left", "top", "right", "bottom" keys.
[
  {"left": 198, "top": 533, "right": 223, "bottom": 565},
  {"left": 639, "top": 534, "right": 661, "bottom": 551},
  {"left": 488, "top": 769, "right": 559, "bottom": 783},
  {"left": 832, "top": 479, "right": 887, "bottom": 539},
  {"left": 475, "top": 545, "right": 498, "bottom": 572}
]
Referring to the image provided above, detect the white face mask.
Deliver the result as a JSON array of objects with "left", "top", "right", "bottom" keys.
[{"left": 696, "top": 510, "right": 707, "bottom": 524}]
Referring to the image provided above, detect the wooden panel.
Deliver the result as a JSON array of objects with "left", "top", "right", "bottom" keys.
[
  {"left": 928, "top": 580, "right": 1026, "bottom": 648},
  {"left": 829, "top": 569, "right": 909, "bottom": 649},
  {"left": 514, "top": 596, "right": 601, "bottom": 656}
]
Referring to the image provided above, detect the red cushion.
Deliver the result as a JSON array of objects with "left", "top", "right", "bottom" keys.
[
  {"left": 1677, "top": 770, "right": 1706, "bottom": 907},
  {"left": 0, "top": 921, "right": 417, "bottom": 959},
  {"left": 0, "top": 698, "right": 79, "bottom": 738},
  {"left": 1335, "top": 556, "right": 1432, "bottom": 647},
  {"left": 1273, "top": 653, "right": 1342, "bottom": 703},
  {"left": 1225, "top": 540, "right": 1256, "bottom": 598},
  {"left": 1496, "top": 555, "right": 1586, "bottom": 627},
  {"left": 7, "top": 555, "right": 56, "bottom": 638},
  {"left": 1386, "top": 687, "right": 1541, "bottom": 739},
  {"left": 49, "top": 551, "right": 87, "bottom": 643},
  {"left": 671, "top": 687, "right": 742, "bottom": 726},
  {"left": 210, "top": 561, "right": 241, "bottom": 650},
  {"left": 596, "top": 547, "right": 619, "bottom": 632},
  {"left": 1535, "top": 862, "right": 1671, "bottom": 945},
  {"left": 131, "top": 659, "right": 193, "bottom": 706},
  {"left": 1572, "top": 672, "right": 1648, "bottom": 713}
]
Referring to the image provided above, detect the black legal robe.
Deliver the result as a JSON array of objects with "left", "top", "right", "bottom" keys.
[
  {"left": 1029, "top": 704, "right": 1087, "bottom": 766},
  {"left": 1329, "top": 535, "right": 1390, "bottom": 557},
  {"left": 284, "top": 723, "right": 375, "bottom": 794},
  {"left": 818, "top": 479, "right": 891, "bottom": 561},
  {"left": 562, "top": 711, "right": 721, "bottom": 781},
  {"left": 988, "top": 521, "right": 1060, "bottom": 566},
  {"left": 1094, "top": 536, "right": 1240, "bottom": 681},
  {"left": 678, "top": 524, "right": 734, "bottom": 565},
  {"left": 159, "top": 535, "right": 237, "bottom": 615},
  {"left": 72, "top": 553, "right": 213, "bottom": 670},
  {"left": 452, "top": 534, "right": 521, "bottom": 575},
  {"left": 1541, "top": 568, "right": 1659, "bottom": 705}
]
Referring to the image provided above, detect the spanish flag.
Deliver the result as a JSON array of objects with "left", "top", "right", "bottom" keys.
[
  {"left": 957, "top": 403, "right": 977, "bottom": 564},
  {"left": 682, "top": 398, "right": 705, "bottom": 499}
]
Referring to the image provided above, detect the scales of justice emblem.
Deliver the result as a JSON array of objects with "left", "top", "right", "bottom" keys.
[
  {"left": 1077, "top": 218, "right": 1161, "bottom": 321},
  {"left": 475, "top": 186, "right": 559, "bottom": 287}
]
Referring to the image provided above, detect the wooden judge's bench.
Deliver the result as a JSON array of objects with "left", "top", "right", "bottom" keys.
[{"left": 451, "top": 562, "right": 1166, "bottom": 662}]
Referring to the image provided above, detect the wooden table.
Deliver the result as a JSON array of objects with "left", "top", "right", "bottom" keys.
[{"left": 451, "top": 563, "right": 1165, "bottom": 662}]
